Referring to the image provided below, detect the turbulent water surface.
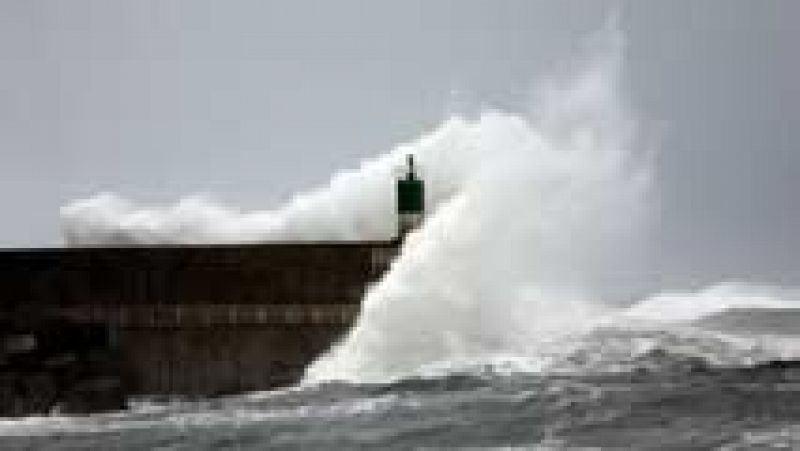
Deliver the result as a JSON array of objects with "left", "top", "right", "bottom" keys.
[{"left": 1, "top": 323, "right": 799, "bottom": 449}]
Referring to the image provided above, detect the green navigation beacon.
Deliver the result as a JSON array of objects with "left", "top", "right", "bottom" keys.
[{"left": 397, "top": 154, "right": 425, "bottom": 239}]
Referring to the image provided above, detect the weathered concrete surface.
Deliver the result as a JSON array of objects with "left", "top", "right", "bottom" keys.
[{"left": 0, "top": 241, "right": 398, "bottom": 415}]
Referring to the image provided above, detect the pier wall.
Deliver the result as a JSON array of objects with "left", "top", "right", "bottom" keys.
[{"left": 0, "top": 242, "right": 398, "bottom": 413}]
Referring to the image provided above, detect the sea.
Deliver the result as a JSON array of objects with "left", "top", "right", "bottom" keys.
[{"left": 1, "top": 319, "right": 798, "bottom": 449}]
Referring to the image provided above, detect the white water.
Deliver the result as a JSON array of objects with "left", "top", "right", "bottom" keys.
[
  {"left": 623, "top": 282, "right": 800, "bottom": 323},
  {"left": 304, "top": 21, "right": 652, "bottom": 382},
  {"left": 58, "top": 21, "right": 797, "bottom": 386}
]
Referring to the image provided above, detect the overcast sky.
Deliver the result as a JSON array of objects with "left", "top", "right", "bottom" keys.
[{"left": 0, "top": 0, "right": 798, "bottom": 291}]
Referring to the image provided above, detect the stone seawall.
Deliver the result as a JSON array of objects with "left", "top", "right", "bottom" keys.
[{"left": 0, "top": 241, "right": 399, "bottom": 415}]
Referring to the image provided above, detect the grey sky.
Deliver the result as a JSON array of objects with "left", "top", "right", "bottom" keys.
[{"left": 0, "top": 0, "right": 798, "bottom": 292}]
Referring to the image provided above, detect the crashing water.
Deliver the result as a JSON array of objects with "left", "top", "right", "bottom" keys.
[
  {"left": 1, "top": 325, "right": 799, "bottom": 449},
  {"left": 5, "top": 22, "right": 800, "bottom": 449}
]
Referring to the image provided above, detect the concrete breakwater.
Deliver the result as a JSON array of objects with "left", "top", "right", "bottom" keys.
[{"left": 0, "top": 241, "right": 398, "bottom": 415}]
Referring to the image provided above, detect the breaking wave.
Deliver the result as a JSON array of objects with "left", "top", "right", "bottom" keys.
[
  {"left": 623, "top": 282, "right": 800, "bottom": 323},
  {"left": 58, "top": 20, "right": 797, "bottom": 387},
  {"left": 305, "top": 20, "right": 652, "bottom": 382}
]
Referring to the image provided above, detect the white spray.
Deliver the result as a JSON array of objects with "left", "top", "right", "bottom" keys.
[
  {"left": 623, "top": 282, "right": 800, "bottom": 324},
  {"left": 303, "top": 21, "right": 655, "bottom": 382},
  {"left": 75, "top": 21, "right": 799, "bottom": 384},
  {"left": 59, "top": 19, "right": 800, "bottom": 383},
  {"left": 60, "top": 123, "right": 480, "bottom": 246}
]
